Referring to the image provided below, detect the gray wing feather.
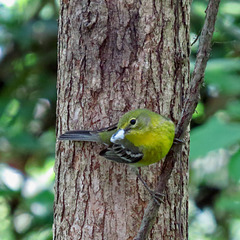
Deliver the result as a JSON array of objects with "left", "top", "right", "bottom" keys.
[
  {"left": 58, "top": 123, "right": 118, "bottom": 142},
  {"left": 58, "top": 130, "right": 100, "bottom": 142}
]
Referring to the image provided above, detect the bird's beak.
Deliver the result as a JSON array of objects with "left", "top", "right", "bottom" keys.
[{"left": 110, "top": 129, "right": 125, "bottom": 143}]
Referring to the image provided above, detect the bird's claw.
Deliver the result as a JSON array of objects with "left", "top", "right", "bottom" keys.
[
  {"left": 174, "top": 138, "right": 185, "bottom": 144},
  {"left": 149, "top": 190, "right": 165, "bottom": 205},
  {"left": 133, "top": 167, "right": 165, "bottom": 205}
]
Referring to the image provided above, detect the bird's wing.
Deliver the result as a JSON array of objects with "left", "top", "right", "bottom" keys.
[{"left": 100, "top": 143, "right": 143, "bottom": 164}]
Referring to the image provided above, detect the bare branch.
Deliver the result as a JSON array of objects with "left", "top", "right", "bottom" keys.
[
  {"left": 176, "top": 0, "right": 221, "bottom": 138},
  {"left": 134, "top": 0, "right": 221, "bottom": 239}
]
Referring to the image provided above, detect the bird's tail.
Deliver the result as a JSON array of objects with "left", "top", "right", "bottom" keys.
[{"left": 58, "top": 130, "right": 100, "bottom": 142}]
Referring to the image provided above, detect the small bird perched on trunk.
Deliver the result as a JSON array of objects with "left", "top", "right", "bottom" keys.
[{"left": 59, "top": 108, "right": 176, "bottom": 203}]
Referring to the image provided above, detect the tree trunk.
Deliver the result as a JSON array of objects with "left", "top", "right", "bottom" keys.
[{"left": 54, "top": 0, "right": 190, "bottom": 239}]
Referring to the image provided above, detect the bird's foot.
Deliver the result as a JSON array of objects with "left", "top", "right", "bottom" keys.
[
  {"left": 133, "top": 167, "right": 165, "bottom": 205},
  {"left": 173, "top": 138, "right": 185, "bottom": 144},
  {"left": 148, "top": 189, "right": 165, "bottom": 205}
]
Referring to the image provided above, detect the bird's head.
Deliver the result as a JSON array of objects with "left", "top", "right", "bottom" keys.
[{"left": 110, "top": 109, "right": 151, "bottom": 143}]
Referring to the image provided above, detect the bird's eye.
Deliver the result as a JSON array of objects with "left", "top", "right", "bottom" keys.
[{"left": 130, "top": 118, "right": 136, "bottom": 125}]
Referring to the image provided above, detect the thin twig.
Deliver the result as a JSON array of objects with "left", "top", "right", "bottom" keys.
[
  {"left": 134, "top": 0, "right": 221, "bottom": 239},
  {"left": 191, "top": 31, "right": 201, "bottom": 46}
]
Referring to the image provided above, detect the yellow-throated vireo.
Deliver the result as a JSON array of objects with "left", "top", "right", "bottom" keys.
[{"left": 59, "top": 109, "right": 175, "bottom": 167}]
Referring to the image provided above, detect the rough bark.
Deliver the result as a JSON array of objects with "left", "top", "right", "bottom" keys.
[
  {"left": 54, "top": 0, "right": 190, "bottom": 239},
  {"left": 135, "top": 0, "right": 221, "bottom": 239}
]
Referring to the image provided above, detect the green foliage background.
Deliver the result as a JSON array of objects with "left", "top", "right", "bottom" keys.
[
  {"left": 0, "top": 0, "right": 239, "bottom": 239},
  {"left": 0, "top": 0, "right": 57, "bottom": 239}
]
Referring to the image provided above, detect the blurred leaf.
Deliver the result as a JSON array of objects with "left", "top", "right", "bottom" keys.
[
  {"left": 0, "top": 185, "right": 20, "bottom": 198},
  {"left": 9, "top": 132, "right": 39, "bottom": 152},
  {"left": 190, "top": 115, "right": 240, "bottom": 159},
  {"left": 204, "top": 59, "right": 240, "bottom": 95},
  {"left": 192, "top": 102, "right": 205, "bottom": 119},
  {"left": 228, "top": 150, "right": 240, "bottom": 183},
  {"left": 215, "top": 191, "right": 240, "bottom": 217},
  {"left": 26, "top": 156, "right": 55, "bottom": 178},
  {"left": 24, "top": 227, "right": 52, "bottom": 240},
  {"left": 220, "top": 2, "right": 240, "bottom": 16},
  {"left": 27, "top": 190, "right": 54, "bottom": 207},
  {"left": 0, "top": 0, "right": 57, "bottom": 239},
  {"left": 0, "top": 98, "right": 20, "bottom": 127},
  {"left": 0, "top": 197, "right": 15, "bottom": 240},
  {"left": 226, "top": 100, "right": 240, "bottom": 120},
  {"left": 190, "top": 1, "right": 240, "bottom": 239}
]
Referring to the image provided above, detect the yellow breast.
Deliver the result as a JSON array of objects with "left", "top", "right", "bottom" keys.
[
  {"left": 126, "top": 120, "right": 175, "bottom": 167},
  {"left": 126, "top": 131, "right": 157, "bottom": 147}
]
